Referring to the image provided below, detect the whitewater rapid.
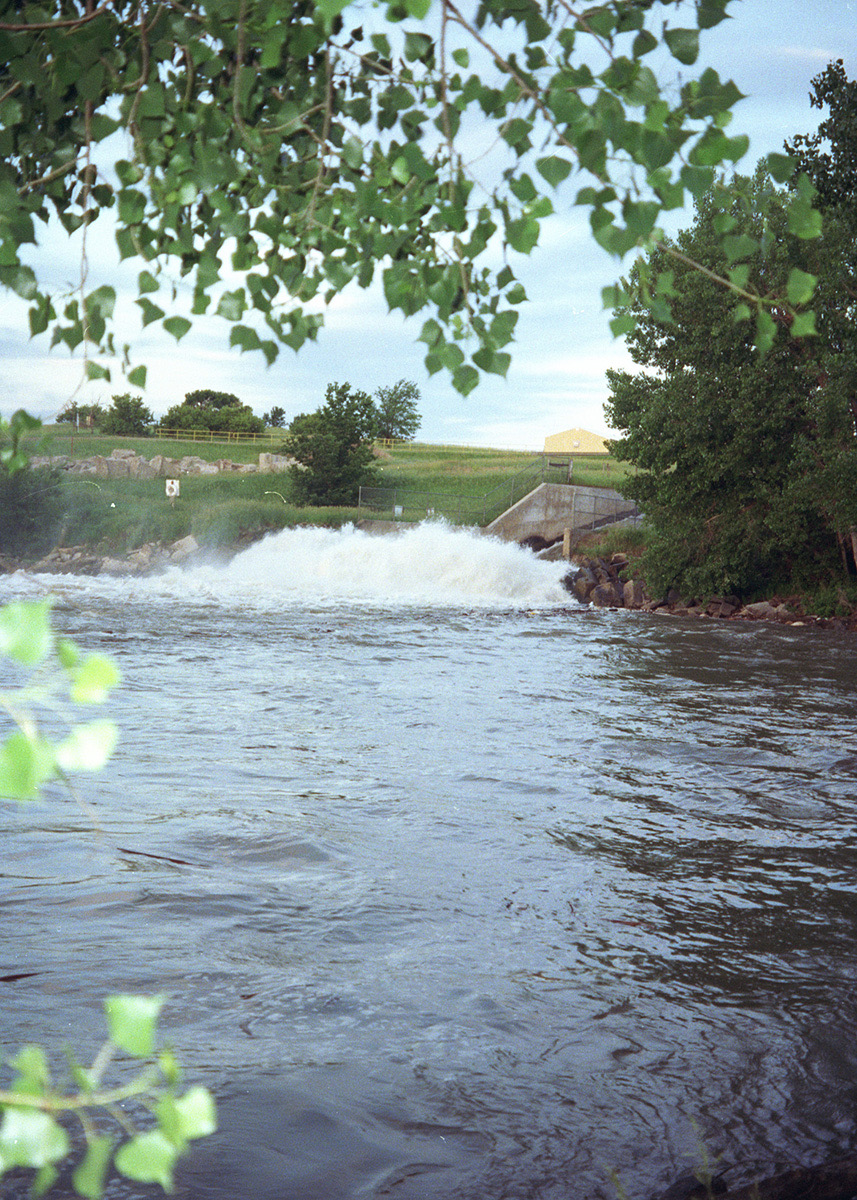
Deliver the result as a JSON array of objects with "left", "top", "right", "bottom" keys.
[{"left": 5, "top": 522, "right": 575, "bottom": 610}]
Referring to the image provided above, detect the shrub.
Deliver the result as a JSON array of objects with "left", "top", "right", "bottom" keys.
[
  {"left": 161, "top": 391, "right": 265, "bottom": 434},
  {"left": 100, "top": 395, "right": 154, "bottom": 437}
]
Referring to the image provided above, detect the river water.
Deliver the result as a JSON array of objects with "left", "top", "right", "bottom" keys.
[{"left": 2, "top": 522, "right": 857, "bottom": 1200}]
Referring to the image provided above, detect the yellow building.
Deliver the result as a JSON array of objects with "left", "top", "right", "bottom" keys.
[{"left": 543, "top": 427, "right": 608, "bottom": 455}]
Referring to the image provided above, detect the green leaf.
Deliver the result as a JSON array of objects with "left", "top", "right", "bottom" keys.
[
  {"left": 104, "top": 994, "right": 164, "bottom": 1057},
  {"left": 127, "top": 365, "right": 148, "bottom": 389},
  {"left": 0, "top": 600, "right": 53, "bottom": 665},
  {"left": 55, "top": 721, "right": 119, "bottom": 772},
  {"left": 697, "top": 0, "right": 730, "bottom": 28},
  {"left": 156, "top": 1087, "right": 217, "bottom": 1146},
  {"left": 114, "top": 1131, "right": 177, "bottom": 1189},
  {"left": 680, "top": 164, "right": 715, "bottom": 198},
  {"left": 72, "top": 1136, "right": 115, "bottom": 1200},
  {"left": 177, "top": 179, "right": 198, "bottom": 206},
  {"left": 754, "top": 307, "right": 777, "bottom": 356},
  {"left": 766, "top": 152, "right": 795, "bottom": 184},
  {"left": 790, "top": 311, "right": 817, "bottom": 338},
  {"left": 664, "top": 28, "right": 699, "bottom": 65},
  {"left": 138, "top": 270, "right": 159, "bottom": 294},
  {"left": 0, "top": 1109, "right": 69, "bottom": 1171},
  {"left": 404, "top": 31, "right": 433, "bottom": 62},
  {"left": 9, "top": 1044, "right": 51, "bottom": 1090},
  {"left": 215, "top": 290, "right": 246, "bottom": 321},
  {"left": 451, "top": 364, "right": 479, "bottom": 395},
  {"left": 610, "top": 312, "right": 637, "bottom": 337},
  {"left": 786, "top": 268, "right": 817, "bottom": 307},
  {"left": 390, "top": 156, "right": 410, "bottom": 185},
  {"left": 85, "top": 285, "right": 116, "bottom": 321},
  {"left": 632, "top": 30, "right": 658, "bottom": 57},
  {"left": 787, "top": 192, "right": 823, "bottom": 240},
  {"left": 163, "top": 316, "right": 192, "bottom": 341},
  {"left": 722, "top": 233, "right": 757, "bottom": 263},
  {"left": 505, "top": 217, "right": 540, "bottom": 254},
  {"left": 712, "top": 212, "right": 737, "bottom": 234},
  {"left": 230, "top": 325, "right": 262, "bottom": 353},
  {"left": 403, "top": 0, "right": 431, "bottom": 15},
  {"left": 535, "top": 156, "right": 572, "bottom": 187},
  {"left": 85, "top": 361, "right": 111, "bottom": 382},
  {"left": 136, "top": 297, "right": 165, "bottom": 327},
  {"left": 451, "top": 48, "right": 469, "bottom": 68}
]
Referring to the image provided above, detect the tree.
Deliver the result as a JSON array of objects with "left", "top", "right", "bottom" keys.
[
  {"left": 0, "top": 0, "right": 823, "bottom": 396},
  {"left": 160, "top": 391, "right": 264, "bottom": 434},
  {"left": 99, "top": 394, "right": 154, "bottom": 436},
  {"left": 374, "top": 379, "right": 421, "bottom": 442},
  {"left": 605, "top": 166, "right": 857, "bottom": 598},
  {"left": 56, "top": 401, "right": 105, "bottom": 427},
  {"left": 286, "top": 382, "right": 378, "bottom": 506},
  {"left": 263, "top": 406, "right": 286, "bottom": 428},
  {"left": 786, "top": 60, "right": 857, "bottom": 223}
]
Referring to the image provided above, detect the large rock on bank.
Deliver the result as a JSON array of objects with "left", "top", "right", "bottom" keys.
[
  {"left": 23, "top": 535, "right": 202, "bottom": 577},
  {"left": 563, "top": 554, "right": 643, "bottom": 609}
]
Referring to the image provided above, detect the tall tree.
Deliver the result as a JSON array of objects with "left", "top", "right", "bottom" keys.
[
  {"left": 785, "top": 60, "right": 857, "bottom": 570},
  {"left": 786, "top": 60, "right": 857, "bottom": 223},
  {"left": 606, "top": 167, "right": 856, "bottom": 598},
  {"left": 374, "top": 380, "right": 421, "bottom": 442},
  {"left": 286, "top": 382, "right": 378, "bottom": 506},
  {"left": 0, "top": 0, "right": 821, "bottom": 394}
]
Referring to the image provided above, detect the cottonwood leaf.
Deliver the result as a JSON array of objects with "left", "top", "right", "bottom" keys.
[
  {"left": 55, "top": 721, "right": 118, "bottom": 772},
  {"left": 104, "top": 994, "right": 164, "bottom": 1057}
]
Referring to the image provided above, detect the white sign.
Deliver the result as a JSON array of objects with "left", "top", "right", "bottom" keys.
[{"left": 165, "top": 479, "right": 180, "bottom": 498}]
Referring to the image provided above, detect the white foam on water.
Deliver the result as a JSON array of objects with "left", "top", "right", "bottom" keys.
[
  {"left": 4, "top": 522, "right": 575, "bottom": 611},
  {"left": 198, "top": 521, "right": 572, "bottom": 608}
]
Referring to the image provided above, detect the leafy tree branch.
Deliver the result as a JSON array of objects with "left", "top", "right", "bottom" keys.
[{"left": 0, "top": 0, "right": 823, "bottom": 394}]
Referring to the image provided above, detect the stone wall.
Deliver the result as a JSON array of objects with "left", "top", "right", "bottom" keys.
[{"left": 28, "top": 448, "right": 294, "bottom": 478}]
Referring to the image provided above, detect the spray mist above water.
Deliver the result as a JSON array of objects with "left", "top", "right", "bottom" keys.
[
  {"left": 208, "top": 521, "right": 573, "bottom": 608},
  {"left": 14, "top": 522, "right": 575, "bottom": 611}
]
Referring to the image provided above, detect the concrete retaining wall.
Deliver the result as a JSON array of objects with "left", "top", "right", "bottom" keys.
[{"left": 484, "top": 483, "right": 638, "bottom": 543}]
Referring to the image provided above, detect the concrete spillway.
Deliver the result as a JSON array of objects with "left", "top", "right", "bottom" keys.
[{"left": 483, "top": 483, "right": 639, "bottom": 544}]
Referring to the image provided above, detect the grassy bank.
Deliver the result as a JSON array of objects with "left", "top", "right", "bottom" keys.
[
  {"left": 11, "top": 471, "right": 360, "bottom": 557},
  {"left": 11, "top": 428, "right": 631, "bottom": 557},
  {"left": 31, "top": 427, "right": 631, "bottom": 491}
]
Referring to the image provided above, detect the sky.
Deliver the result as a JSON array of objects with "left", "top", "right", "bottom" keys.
[{"left": 0, "top": 0, "right": 854, "bottom": 449}]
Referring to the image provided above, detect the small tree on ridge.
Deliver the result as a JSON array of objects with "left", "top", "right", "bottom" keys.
[
  {"left": 373, "top": 380, "right": 421, "bottom": 442},
  {"left": 286, "top": 383, "right": 378, "bottom": 507}
]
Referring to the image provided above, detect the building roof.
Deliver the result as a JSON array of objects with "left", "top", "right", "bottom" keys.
[{"left": 543, "top": 427, "right": 609, "bottom": 454}]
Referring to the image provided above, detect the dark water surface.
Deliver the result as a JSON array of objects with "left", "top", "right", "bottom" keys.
[{"left": 3, "top": 527, "right": 857, "bottom": 1199}]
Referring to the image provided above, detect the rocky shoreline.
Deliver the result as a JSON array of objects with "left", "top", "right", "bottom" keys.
[
  {"left": 3, "top": 537, "right": 854, "bottom": 631},
  {"left": 0, "top": 535, "right": 209, "bottom": 578},
  {"left": 564, "top": 553, "right": 857, "bottom": 632}
]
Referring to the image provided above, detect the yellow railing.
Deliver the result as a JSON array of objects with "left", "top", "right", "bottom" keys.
[{"left": 154, "top": 427, "right": 282, "bottom": 444}]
